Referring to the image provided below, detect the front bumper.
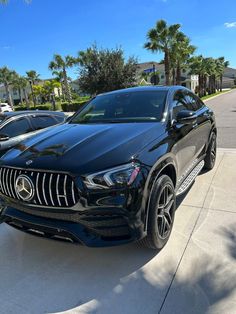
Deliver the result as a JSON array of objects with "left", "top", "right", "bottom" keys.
[
  {"left": 0, "top": 205, "right": 145, "bottom": 247},
  {"left": 0, "top": 165, "right": 148, "bottom": 247}
]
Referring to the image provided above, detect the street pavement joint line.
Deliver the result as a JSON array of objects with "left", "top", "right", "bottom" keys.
[
  {"left": 158, "top": 154, "right": 225, "bottom": 314},
  {"left": 208, "top": 207, "right": 236, "bottom": 214},
  {"left": 202, "top": 153, "right": 225, "bottom": 209},
  {"left": 180, "top": 204, "right": 202, "bottom": 209}
]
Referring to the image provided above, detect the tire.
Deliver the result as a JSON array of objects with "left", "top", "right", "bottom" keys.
[
  {"left": 204, "top": 132, "right": 217, "bottom": 170},
  {"left": 139, "top": 175, "right": 176, "bottom": 249}
]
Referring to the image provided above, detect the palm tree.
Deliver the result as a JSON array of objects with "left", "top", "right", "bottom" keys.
[
  {"left": 172, "top": 33, "right": 196, "bottom": 85},
  {"left": 0, "top": 67, "right": 18, "bottom": 107},
  {"left": 189, "top": 56, "right": 207, "bottom": 97},
  {"left": 13, "top": 75, "right": 30, "bottom": 107},
  {"left": 26, "top": 70, "right": 40, "bottom": 107},
  {"left": 144, "top": 19, "right": 181, "bottom": 85},
  {"left": 216, "top": 57, "right": 229, "bottom": 91},
  {"left": 49, "top": 54, "right": 76, "bottom": 103},
  {"left": 51, "top": 70, "right": 66, "bottom": 100}
]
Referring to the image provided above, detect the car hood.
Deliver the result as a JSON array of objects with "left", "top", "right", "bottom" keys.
[{"left": 1, "top": 122, "right": 165, "bottom": 174}]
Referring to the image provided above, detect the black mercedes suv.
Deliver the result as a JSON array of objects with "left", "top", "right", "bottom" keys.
[{"left": 0, "top": 86, "right": 217, "bottom": 249}]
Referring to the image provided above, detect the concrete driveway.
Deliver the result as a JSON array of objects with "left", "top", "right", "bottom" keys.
[{"left": 0, "top": 148, "right": 236, "bottom": 314}]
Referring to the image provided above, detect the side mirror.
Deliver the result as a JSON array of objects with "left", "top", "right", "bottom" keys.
[
  {"left": 0, "top": 134, "right": 10, "bottom": 141},
  {"left": 175, "top": 110, "right": 197, "bottom": 125}
]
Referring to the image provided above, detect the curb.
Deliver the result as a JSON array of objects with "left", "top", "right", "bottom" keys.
[
  {"left": 217, "top": 148, "right": 236, "bottom": 154},
  {"left": 203, "top": 90, "right": 233, "bottom": 102}
]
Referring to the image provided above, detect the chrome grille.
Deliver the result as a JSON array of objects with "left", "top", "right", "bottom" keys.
[{"left": 0, "top": 167, "right": 79, "bottom": 208}]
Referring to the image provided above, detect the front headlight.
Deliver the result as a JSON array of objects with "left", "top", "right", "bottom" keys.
[{"left": 83, "top": 162, "right": 141, "bottom": 189}]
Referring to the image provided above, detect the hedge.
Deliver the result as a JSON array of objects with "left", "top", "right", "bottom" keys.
[
  {"left": 14, "top": 104, "right": 52, "bottom": 111},
  {"left": 61, "top": 101, "right": 88, "bottom": 112}
]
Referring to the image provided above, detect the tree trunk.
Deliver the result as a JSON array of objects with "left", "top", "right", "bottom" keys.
[
  {"left": 220, "top": 75, "right": 223, "bottom": 92},
  {"left": 20, "top": 89, "right": 24, "bottom": 104},
  {"left": 176, "top": 62, "right": 181, "bottom": 85},
  {"left": 4, "top": 82, "right": 14, "bottom": 108},
  {"left": 57, "top": 88, "right": 61, "bottom": 98},
  {"left": 30, "top": 81, "right": 36, "bottom": 108},
  {"left": 23, "top": 88, "right": 30, "bottom": 109},
  {"left": 164, "top": 50, "right": 170, "bottom": 86},
  {"left": 61, "top": 82, "right": 66, "bottom": 101},
  {"left": 63, "top": 68, "right": 72, "bottom": 103},
  {"left": 63, "top": 68, "right": 72, "bottom": 104},
  {"left": 171, "top": 68, "right": 175, "bottom": 85}
]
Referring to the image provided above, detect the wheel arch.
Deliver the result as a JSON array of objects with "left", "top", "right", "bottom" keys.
[{"left": 142, "top": 157, "right": 178, "bottom": 232}]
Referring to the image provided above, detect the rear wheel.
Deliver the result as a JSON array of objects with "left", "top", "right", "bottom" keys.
[
  {"left": 140, "top": 175, "right": 176, "bottom": 249},
  {"left": 204, "top": 132, "right": 217, "bottom": 170}
]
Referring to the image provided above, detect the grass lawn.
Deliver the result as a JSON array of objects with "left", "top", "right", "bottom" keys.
[{"left": 201, "top": 90, "right": 231, "bottom": 101}]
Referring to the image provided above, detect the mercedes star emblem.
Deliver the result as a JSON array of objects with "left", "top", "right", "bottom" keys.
[{"left": 15, "top": 175, "right": 35, "bottom": 201}]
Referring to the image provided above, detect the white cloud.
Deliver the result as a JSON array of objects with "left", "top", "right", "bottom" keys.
[
  {"left": 1, "top": 46, "right": 11, "bottom": 50},
  {"left": 224, "top": 22, "right": 236, "bottom": 28}
]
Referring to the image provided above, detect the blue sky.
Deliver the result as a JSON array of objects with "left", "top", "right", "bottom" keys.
[{"left": 1, "top": 0, "right": 236, "bottom": 79}]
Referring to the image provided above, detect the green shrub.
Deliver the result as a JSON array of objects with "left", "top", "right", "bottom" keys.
[
  {"left": 61, "top": 101, "right": 88, "bottom": 112},
  {"left": 14, "top": 104, "right": 52, "bottom": 111}
]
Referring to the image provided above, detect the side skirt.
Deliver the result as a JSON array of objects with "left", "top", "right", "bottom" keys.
[{"left": 176, "top": 160, "right": 205, "bottom": 196}]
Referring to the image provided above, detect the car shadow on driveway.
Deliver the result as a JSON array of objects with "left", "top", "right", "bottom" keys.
[
  {"left": 0, "top": 227, "right": 158, "bottom": 313},
  {"left": 1, "top": 227, "right": 235, "bottom": 314},
  {"left": 0, "top": 182, "right": 196, "bottom": 314},
  {"left": 1, "top": 177, "right": 235, "bottom": 314}
]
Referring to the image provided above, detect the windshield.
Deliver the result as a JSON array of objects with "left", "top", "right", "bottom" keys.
[{"left": 70, "top": 91, "right": 167, "bottom": 124}]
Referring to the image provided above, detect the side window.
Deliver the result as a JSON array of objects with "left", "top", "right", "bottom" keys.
[
  {"left": 1, "top": 118, "right": 32, "bottom": 138},
  {"left": 54, "top": 115, "right": 65, "bottom": 123},
  {"left": 172, "top": 91, "right": 189, "bottom": 120},
  {"left": 194, "top": 94, "right": 205, "bottom": 110},
  {"left": 185, "top": 92, "right": 204, "bottom": 111},
  {"left": 31, "top": 115, "right": 57, "bottom": 130}
]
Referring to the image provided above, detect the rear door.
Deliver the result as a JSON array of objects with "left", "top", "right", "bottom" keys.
[
  {"left": 170, "top": 89, "right": 198, "bottom": 177},
  {"left": 185, "top": 92, "right": 211, "bottom": 157}
]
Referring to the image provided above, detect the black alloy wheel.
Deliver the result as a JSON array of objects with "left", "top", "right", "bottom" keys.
[
  {"left": 204, "top": 132, "right": 217, "bottom": 170},
  {"left": 139, "top": 174, "right": 176, "bottom": 249}
]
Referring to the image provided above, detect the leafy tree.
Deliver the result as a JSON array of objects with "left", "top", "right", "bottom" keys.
[
  {"left": 49, "top": 54, "right": 76, "bottom": 103},
  {"left": 77, "top": 45, "right": 137, "bottom": 95},
  {"left": 144, "top": 19, "right": 181, "bottom": 85},
  {"left": 32, "top": 84, "right": 44, "bottom": 102},
  {"left": 0, "top": 66, "right": 18, "bottom": 107},
  {"left": 33, "top": 80, "right": 61, "bottom": 110}
]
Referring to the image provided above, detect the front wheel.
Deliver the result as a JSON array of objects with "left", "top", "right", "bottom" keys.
[
  {"left": 140, "top": 175, "right": 176, "bottom": 249},
  {"left": 204, "top": 132, "right": 217, "bottom": 170}
]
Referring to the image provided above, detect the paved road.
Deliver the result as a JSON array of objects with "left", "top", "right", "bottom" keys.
[
  {"left": 0, "top": 149, "right": 236, "bottom": 314},
  {"left": 205, "top": 89, "right": 236, "bottom": 148}
]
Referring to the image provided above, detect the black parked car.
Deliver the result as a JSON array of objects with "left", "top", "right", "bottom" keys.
[
  {"left": 0, "top": 87, "right": 216, "bottom": 249},
  {"left": 0, "top": 111, "right": 66, "bottom": 156}
]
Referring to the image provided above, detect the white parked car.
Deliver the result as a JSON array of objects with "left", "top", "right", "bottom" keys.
[{"left": 0, "top": 103, "right": 13, "bottom": 112}]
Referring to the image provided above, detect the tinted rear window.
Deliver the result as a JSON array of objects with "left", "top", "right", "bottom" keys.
[{"left": 31, "top": 115, "right": 57, "bottom": 130}]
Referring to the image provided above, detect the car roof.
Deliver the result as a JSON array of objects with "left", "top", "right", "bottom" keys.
[
  {"left": 97, "top": 85, "right": 189, "bottom": 97},
  {"left": 0, "top": 110, "right": 66, "bottom": 120}
]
